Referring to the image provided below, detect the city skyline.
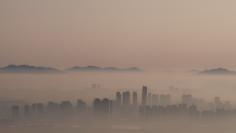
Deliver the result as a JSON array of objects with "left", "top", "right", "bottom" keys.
[{"left": 9, "top": 85, "right": 232, "bottom": 120}]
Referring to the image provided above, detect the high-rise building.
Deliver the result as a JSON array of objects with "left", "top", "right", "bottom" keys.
[
  {"left": 116, "top": 91, "right": 122, "bottom": 107},
  {"left": 93, "top": 98, "right": 112, "bottom": 114},
  {"left": 60, "top": 101, "right": 73, "bottom": 112},
  {"left": 122, "top": 91, "right": 131, "bottom": 106},
  {"left": 93, "top": 98, "right": 102, "bottom": 113},
  {"left": 132, "top": 91, "right": 138, "bottom": 106},
  {"left": 102, "top": 98, "right": 110, "bottom": 113},
  {"left": 47, "top": 101, "right": 60, "bottom": 113},
  {"left": 77, "top": 99, "right": 87, "bottom": 111},
  {"left": 23, "top": 104, "right": 30, "bottom": 116},
  {"left": 32, "top": 103, "right": 44, "bottom": 114},
  {"left": 11, "top": 105, "right": 20, "bottom": 118},
  {"left": 142, "top": 86, "right": 148, "bottom": 106}
]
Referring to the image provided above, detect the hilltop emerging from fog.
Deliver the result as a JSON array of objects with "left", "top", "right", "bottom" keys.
[
  {"left": 67, "top": 66, "right": 141, "bottom": 72},
  {"left": 198, "top": 67, "right": 236, "bottom": 75},
  {"left": 0, "top": 65, "right": 60, "bottom": 73},
  {"left": 0, "top": 65, "right": 141, "bottom": 73}
]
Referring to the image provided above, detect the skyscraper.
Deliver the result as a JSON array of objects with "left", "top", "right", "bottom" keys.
[
  {"left": 93, "top": 98, "right": 102, "bottom": 113},
  {"left": 24, "top": 104, "right": 30, "bottom": 117},
  {"left": 132, "top": 91, "right": 138, "bottom": 106},
  {"left": 116, "top": 91, "right": 122, "bottom": 107},
  {"left": 47, "top": 101, "right": 60, "bottom": 113},
  {"left": 60, "top": 101, "right": 73, "bottom": 112},
  {"left": 93, "top": 98, "right": 112, "bottom": 114},
  {"left": 122, "top": 91, "right": 131, "bottom": 106},
  {"left": 77, "top": 99, "right": 87, "bottom": 111},
  {"left": 102, "top": 98, "right": 110, "bottom": 114},
  {"left": 11, "top": 105, "right": 20, "bottom": 118},
  {"left": 142, "top": 86, "right": 148, "bottom": 106},
  {"left": 32, "top": 103, "right": 44, "bottom": 114}
]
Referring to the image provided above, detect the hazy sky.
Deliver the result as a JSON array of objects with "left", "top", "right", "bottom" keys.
[{"left": 1, "top": 0, "right": 236, "bottom": 69}]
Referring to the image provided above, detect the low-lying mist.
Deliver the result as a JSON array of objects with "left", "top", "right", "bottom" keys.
[
  {"left": 1, "top": 71, "right": 236, "bottom": 133},
  {"left": 0, "top": 71, "right": 236, "bottom": 102}
]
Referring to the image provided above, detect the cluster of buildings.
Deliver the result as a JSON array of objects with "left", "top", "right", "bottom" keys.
[
  {"left": 10, "top": 86, "right": 234, "bottom": 120},
  {"left": 11, "top": 99, "right": 87, "bottom": 118}
]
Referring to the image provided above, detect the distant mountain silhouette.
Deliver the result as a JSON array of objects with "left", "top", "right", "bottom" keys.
[
  {"left": 198, "top": 67, "right": 236, "bottom": 75},
  {"left": 0, "top": 64, "right": 141, "bottom": 73},
  {"left": 67, "top": 66, "right": 141, "bottom": 72},
  {"left": 0, "top": 65, "right": 60, "bottom": 73}
]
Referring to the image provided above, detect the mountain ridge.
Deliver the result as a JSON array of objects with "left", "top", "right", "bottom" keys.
[
  {"left": 198, "top": 67, "right": 236, "bottom": 75},
  {"left": 0, "top": 64, "right": 60, "bottom": 73},
  {"left": 67, "top": 66, "right": 141, "bottom": 72},
  {"left": 0, "top": 65, "right": 141, "bottom": 73}
]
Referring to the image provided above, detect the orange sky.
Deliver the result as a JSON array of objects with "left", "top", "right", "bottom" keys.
[{"left": 1, "top": 0, "right": 236, "bottom": 69}]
